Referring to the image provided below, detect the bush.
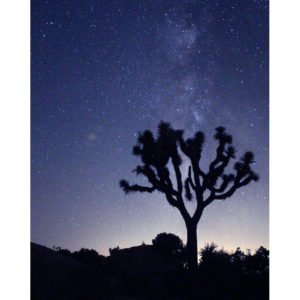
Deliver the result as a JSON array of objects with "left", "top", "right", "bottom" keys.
[{"left": 152, "top": 233, "right": 184, "bottom": 256}]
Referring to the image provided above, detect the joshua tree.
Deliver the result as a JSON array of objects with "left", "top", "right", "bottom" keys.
[{"left": 120, "top": 122, "right": 258, "bottom": 271}]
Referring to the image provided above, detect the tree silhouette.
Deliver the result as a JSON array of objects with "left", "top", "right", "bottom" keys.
[{"left": 120, "top": 122, "right": 259, "bottom": 271}]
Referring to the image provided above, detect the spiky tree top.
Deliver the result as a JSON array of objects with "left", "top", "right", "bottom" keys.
[{"left": 120, "top": 122, "right": 258, "bottom": 223}]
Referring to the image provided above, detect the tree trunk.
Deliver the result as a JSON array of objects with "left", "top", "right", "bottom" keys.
[{"left": 186, "top": 221, "right": 198, "bottom": 271}]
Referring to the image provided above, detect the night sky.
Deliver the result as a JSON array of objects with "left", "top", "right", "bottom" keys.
[{"left": 31, "top": 0, "right": 269, "bottom": 255}]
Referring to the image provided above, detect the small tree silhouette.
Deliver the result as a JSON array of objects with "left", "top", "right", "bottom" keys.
[{"left": 120, "top": 122, "right": 258, "bottom": 271}]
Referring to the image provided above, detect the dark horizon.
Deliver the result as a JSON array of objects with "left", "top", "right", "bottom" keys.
[{"left": 31, "top": 0, "right": 269, "bottom": 256}]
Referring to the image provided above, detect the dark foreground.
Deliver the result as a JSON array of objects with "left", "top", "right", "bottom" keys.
[{"left": 31, "top": 242, "right": 268, "bottom": 300}]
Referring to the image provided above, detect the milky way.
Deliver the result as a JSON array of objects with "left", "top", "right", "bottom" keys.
[{"left": 31, "top": 0, "right": 268, "bottom": 255}]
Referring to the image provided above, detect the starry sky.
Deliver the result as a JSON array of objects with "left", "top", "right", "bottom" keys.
[{"left": 31, "top": 0, "right": 269, "bottom": 255}]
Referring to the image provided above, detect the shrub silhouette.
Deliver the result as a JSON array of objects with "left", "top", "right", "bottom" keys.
[
  {"left": 199, "top": 242, "right": 218, "bottom": 264},
  {"left": 120, "top": 122, "right": 259, "bottom": 270},
  {"left": 109, "top": 246, "right": 120, "bottom": 256},
  {"left": 152, "top": 232, "right": 185, "bottom": 256},
  {"left": 244, "top": 246, "right": 269, "bottom": 276},
  {"left": 197, "top": 245, "right": 269, "bottom": 300},
  {"left": 54, "top": 246, "right": 105, "bottom": 266},
  {"left": 53, "top": 246, "right": 72, "bottom": 257},
  {"left": 199, "top": 243, "right": 232, "bottom": 275},
  {"left": 72, "top": 248, "right": 104, "bottom": 266}
]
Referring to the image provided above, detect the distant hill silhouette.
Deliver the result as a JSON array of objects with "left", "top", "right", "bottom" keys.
[{"left": 31, "top": 234, "right": 269, "bottom": 299}]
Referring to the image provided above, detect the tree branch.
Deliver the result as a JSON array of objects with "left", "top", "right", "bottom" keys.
[
  {"left": 133, "top": 165, "right": 160, "bottom": 187},
  {"left": 165, "top": 193, "right": 180, "bottom": 208},
  {"left": 184, "top": 178, "right": 192, "bottom": 200},
  {"left": 172, "top": 155, "right": 183, "bottom": 195},
  {"left": 203, "top": 173, "right": 257, "bottom": 207},
  {"left": 156, "top": 166, "right": 178, "bottom": 196},
  {"left": 211, "top": 174, "right": 235, "bottom": 193},
  {"left": 120, "top": 180, "right": 156, "bottom": 194},
  {"left": 187, "top": 166, "right": 196, "bottom": 190},
  {"left": 191, "top": 159, "right": 203, "bottom": 201}
]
